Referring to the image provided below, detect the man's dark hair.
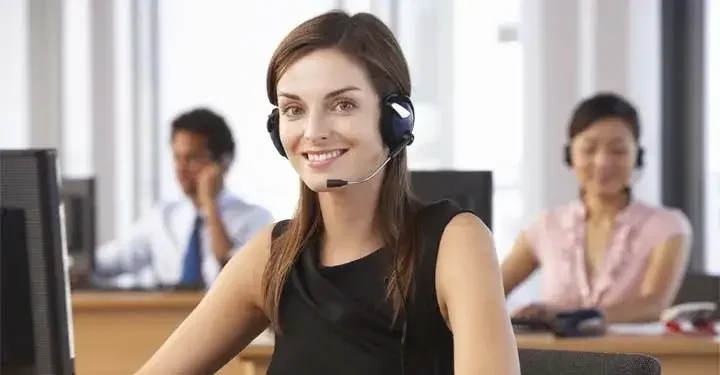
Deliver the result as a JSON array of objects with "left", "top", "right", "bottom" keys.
[{"left": 171, "top": 107, "right": 236, "bottom": 160}]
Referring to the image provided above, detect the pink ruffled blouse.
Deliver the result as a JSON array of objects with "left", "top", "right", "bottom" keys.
[{"left": 524, "top": 200, "right": 692, "bottom": 310}]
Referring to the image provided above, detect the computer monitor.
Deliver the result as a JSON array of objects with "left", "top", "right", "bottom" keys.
[
  {"left": 0, "top": 149, "right": 75, "bottom": 375},
  {"left": 60, "top": 178, "right": 96, "bottom": 279},
  {"left": 410, "top": 170, "right": 493, "bottom": 229}
]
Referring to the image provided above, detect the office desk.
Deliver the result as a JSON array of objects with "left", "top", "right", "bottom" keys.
[
  {"left": 72, "top": 291, "right": 244, "bottom": 375},
  {"left": 236, "top": 332, "right": 720, "bottom": 375}
]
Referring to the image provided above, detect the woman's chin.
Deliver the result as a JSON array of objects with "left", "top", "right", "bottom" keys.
[
  {"left": 586, "top": 185, "right": 628, "bottom": 198},
  {"left": 301, "top": 178, "right": 337, "bottom": 193}
]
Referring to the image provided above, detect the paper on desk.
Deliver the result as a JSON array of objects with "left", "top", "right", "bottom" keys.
[
  {"left": 250, "top": 329, "right": 275, "bottom": 345},
  {"left": 608, "top": 323, "right": 666, "bottom": 335},
  {"left": 610, "top": 322, "right": 720, "bottom": 339}
]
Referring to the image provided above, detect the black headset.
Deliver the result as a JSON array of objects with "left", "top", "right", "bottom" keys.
[
  {"left": 266, "top": 93, "right": 416, "bottom": 158},
  {"left": 563, "top": 144, "right": 645, "bottom": 169}
]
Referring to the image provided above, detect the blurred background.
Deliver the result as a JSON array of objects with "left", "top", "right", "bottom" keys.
[{"left": 0, "top": 0, "right": 717, "bottom": 309}]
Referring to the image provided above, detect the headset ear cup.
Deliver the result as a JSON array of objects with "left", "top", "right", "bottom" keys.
[
  {"left": 381, "top": 94, "right": 415, "bottom": 150},
  {"left": 267, "top": 109, "right": 286, "bottom": 158},
  {"left": 636, "top": 147, "right": 645, "bottom": 168},
  {"left": 564, "top": 145, "right": 572, "bottom": 166}
]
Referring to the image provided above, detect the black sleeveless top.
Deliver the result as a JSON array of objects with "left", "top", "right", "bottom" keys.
[{"left": 265, "top": 200, "right": 472, "bottom": 375}]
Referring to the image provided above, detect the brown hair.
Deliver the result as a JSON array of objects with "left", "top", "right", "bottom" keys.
[{"left": 262, "top": 10, "right": 417, "bottom": 332}]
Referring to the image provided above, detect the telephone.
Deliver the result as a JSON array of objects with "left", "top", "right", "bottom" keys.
[
  {"left": 511, "top": 308, "right": 607, "bottom": 338},
  {"left": 660, "top": 302, "right": 718, "bottom": 335},
  {"left": 210, "top": 151, "right": 232, "bottom": 170}
]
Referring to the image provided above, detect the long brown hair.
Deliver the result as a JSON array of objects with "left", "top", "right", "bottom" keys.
[{"left": 262, "top": 10, "right": 417, "bottom": 332}]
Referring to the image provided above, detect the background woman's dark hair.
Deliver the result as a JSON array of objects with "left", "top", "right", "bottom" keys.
[
  {"left": 262, "top": 10, "right": 417, "bottom": 332},
  {"left": 568, "top": 92, "right": 641, "bottom": 141}
]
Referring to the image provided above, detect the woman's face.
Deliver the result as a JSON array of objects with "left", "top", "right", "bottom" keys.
[
  {"left": 570, "top": 118, "right": 638, "bottom": 197},
  {"left": 275, "top": 48, "right": 386, "bottom": 192}
]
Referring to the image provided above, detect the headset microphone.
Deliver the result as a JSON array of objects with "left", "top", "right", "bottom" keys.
[{"left": 326, "top": 134, "right": 414, "bottom": 188}]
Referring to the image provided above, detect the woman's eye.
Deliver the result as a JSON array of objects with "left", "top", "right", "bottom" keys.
[
  {"left": 334, "top": 101, "right": 356, "bottom": 112},
  {"left": 281, "top": 106, "right": 303, "bottom": 117}
]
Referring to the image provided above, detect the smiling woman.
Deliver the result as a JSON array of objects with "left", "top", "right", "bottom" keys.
[
  {"left": 135, "top": 10, "right": 519, "bottom": 375},
  {"left": 276, "top": 73, "right": 380, "bottom": 190},
  {"left": 502, "top": 93, "right": 693, "bottom": 324}
]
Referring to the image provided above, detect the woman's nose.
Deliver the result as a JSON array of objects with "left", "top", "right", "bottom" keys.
[
  {"left": 303, "top": 111, "right": 331, "bottom": 141},
  {"left": 593, "top": 152, "right": 625, "bottom": 171}
]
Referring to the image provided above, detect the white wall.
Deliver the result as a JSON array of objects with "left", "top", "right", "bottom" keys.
[
  {"left": 0, "top": 0, "right": 140, "bottom": 245},
  {"left": 705, "top": 0, "right": 720, "bottom": 275},
  {"left": 0, "top": 0, "right": 64, "bottom": 151},
  {"left": 0, "top": 0, "right": 28, "bottom": 148}
]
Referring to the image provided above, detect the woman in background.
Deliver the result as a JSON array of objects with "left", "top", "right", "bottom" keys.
[{"left": 502, "top": 92, "right": 692, "bottom": 323}]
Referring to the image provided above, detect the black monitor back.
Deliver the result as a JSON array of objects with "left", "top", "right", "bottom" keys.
[
  {"left": 410, "top": 170, "right": 493, "bottom": 229},
  {"left": 59, "top": 178, "right": 96, "bottom": 279},
  {"left": 0, "top": 149, "right": 75, "bottom": 375}
]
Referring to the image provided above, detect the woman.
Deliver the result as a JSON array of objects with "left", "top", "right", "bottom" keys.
[
  {"left": 502, "top": 92, "right": 692, "bottom": 323},
  {"left": 136, "top": 10, "right": 519, "bottom": 375}
]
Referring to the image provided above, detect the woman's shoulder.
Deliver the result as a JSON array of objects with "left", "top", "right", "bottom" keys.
[
  {"left": 415, "top": 199, "right": 476, "bottom": 225},
  {"left": 628, "top": 201, "right": 693, "bottom": 237}
]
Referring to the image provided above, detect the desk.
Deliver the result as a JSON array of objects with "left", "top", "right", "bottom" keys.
[
  {"left": 72, "top": 291, "right": 244, "bottom": 375},
  {"left": 72, "top": 293, "right": 719, "bottom": 375},
  {"left": 236, "top": 333, "right": 720, "bottom": 375}
]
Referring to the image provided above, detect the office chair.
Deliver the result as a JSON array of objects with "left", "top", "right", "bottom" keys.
[
  {"left": 518, "top": 348, "right": 661, "bottom": 375},
  {"left": 673, "top": 273, "right": 720, "bottom": 320}
]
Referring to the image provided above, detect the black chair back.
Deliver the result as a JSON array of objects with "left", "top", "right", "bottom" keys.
[{"left": 519, "top": 348, "right": 661, "bottom": 375}]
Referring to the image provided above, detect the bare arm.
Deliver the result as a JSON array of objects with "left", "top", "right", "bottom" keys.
[
  {"left": 134, "top": 224, "right": 275, "bottom": 375},
  {"left": 501, "top": 232, "right": 539, "bottom": 297},
  {"left": 437, "top": 213, "right": 521, "bottom": 375},
  {"left": 601, "top": 234, "right": 691, "bottom": 323}
]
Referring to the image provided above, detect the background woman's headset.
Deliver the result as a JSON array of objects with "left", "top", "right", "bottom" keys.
[{"left": 563, "top": 144, "right": 645, "bottom": 168}]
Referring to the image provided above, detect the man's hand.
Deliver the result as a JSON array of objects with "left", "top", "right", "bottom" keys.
[{"left": 196, "top": 163, "right": 223, "bottom": 213}]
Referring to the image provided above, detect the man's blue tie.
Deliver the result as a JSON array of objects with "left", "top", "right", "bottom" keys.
[{"left": 180, "top": 216, "right": 204, "bottom": 287}]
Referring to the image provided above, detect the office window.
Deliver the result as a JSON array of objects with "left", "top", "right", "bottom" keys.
[
  {"left": 705, "top": 0, "right": 719, "bottom": 274},
  {"left": 61, "top": 0, "right": 92, "bottom": 177},
  {"left": 450, "top": 0, "right": 523, "bottom": 258},
  {"left": 360, "top": 0, "right": 524, "bottom": 257},
  {"left": 156, "top": 0, "right": 336, "bottom": 220},
  {"left": 0, "top": 0, "right": 28, "bottom": 148},
  {"left": 155, "top": 1, "right": 524, "bottom": 255}
]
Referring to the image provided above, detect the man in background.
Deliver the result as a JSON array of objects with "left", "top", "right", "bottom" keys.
[{"left": 94, "top": 108, "right": 273, "bottom": 289}]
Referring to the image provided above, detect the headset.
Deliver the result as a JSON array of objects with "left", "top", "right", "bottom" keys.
[
  {"left": 563, "top": 144, "right": 645, "bottom": 169},
  {"left": 266, "top": 93, "right": 416, "bottom": 187},
  {"left": 267, "top": 92, "right": 415, "bottom": 372},
  {"left": 205, "top": 134, "right": 234, "bottom": 170}
]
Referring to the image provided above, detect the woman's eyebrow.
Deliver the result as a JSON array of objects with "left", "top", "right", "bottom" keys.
[{"left": 277, "top": 85, "right": 361, "bottom": 101}]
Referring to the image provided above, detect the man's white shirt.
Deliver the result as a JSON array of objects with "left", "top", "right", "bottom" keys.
[{"left": 94, "top": 192, "right": 273, "bottom": 288}]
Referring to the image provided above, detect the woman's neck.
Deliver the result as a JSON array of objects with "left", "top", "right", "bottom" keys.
[
  {"left": 583, "top": 190, "right": 630, "bottom": 223},
  {"left": 317, "top": 176, "right": 384, "bottom": 265}
]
